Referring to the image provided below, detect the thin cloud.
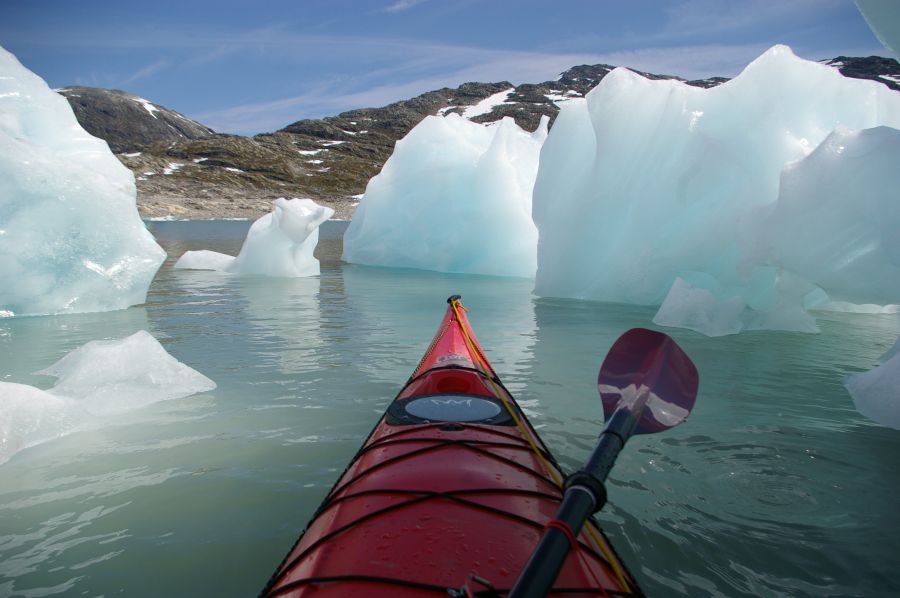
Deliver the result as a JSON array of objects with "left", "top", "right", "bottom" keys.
[
  {"left": 382, "top": 0, "right": 428, "bottom": 13},
  {"left": 661, "top": 0, "right": 844, "bottom": 37},
  {"left": 120, "top": 58, "right": 171, "bottom": 86}
]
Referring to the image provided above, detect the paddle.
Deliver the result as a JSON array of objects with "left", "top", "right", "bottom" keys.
[{"left": 508, "top": 328, "right": 699, "bottom": 597}]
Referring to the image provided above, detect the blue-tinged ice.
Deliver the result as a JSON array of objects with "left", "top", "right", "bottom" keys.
[
  {"left": 0, "top": 46, "right": 166, "bottom": 317},
  {"left": 174, "top": 198, "right": 333, "bottom": 277},
  {"left": 856, "top": 0, "right": 900, "bottom": 57},
  {"left": 0, "top": 330, "right": 215, "bottom": 464},
  {"left": 533, "top": 45, "right": 900, "bottom": 336},
  {"left": 747, "top": 126, "right": 900, "bottom": 306},
  {"left": 845, "top": 336, "right": 900, "bottom": 430},
  {"left": 343, "top": 114, "right": 546, "bottom": 278}
]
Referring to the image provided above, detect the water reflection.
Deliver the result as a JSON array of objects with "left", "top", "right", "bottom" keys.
[
  {"left": 341, "top": 264, "right": 538, "bottom": 390},
  {"left": 0, "top": 223, "right": 898, "bottom": 598},
  {"left": 525, "top": 299, "right": 900, "bottom": 597}
]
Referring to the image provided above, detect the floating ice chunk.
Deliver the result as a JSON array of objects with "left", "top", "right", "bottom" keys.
[
  {"left": 0, "top": 330, "right": 214, "bottom": 464},
  {"left": 173, "top": 249, "right": 235, "bottom": 271},
  {"left": 343, "top": 114, "right": 546, "bottom": 278},
  {"left": 533, "top": 45, "right": 900, "bottom": 333},
  {"left": 816, "top": 302, "right": 900, "bottom": 314},
  {"left": 37, "top": 330, "right": 216, "bottom": 415},
  {"left": 229, "top": 198, "right": 333, "bottom": 276},
  {"left": 0, "top": 45, "right": 165, "bottom": 317},
  {"left": 0, "top": 382, "right": 83, "bottom": 465},
  {"left": 845, "top": 349, "right": 900, "bottom": 430},
  {"left": 175, "top": 198, "right": 333, "bottom": 277}
]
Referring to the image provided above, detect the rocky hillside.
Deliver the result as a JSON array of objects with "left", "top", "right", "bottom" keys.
[
  {"left": 58, "top": 86, "right": 215, "bottom": 153},
  {"left": 820, "top": 56, "right": 900, "bottom": 91},
  {"left": 63, "top": 56, "right": 900, "bottom": 220}
]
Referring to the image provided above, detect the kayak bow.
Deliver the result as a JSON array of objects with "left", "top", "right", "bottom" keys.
[{"left": 262, "top": 296, "right": 641, "bottom": 596}]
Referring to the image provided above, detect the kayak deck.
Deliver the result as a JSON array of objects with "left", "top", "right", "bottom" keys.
[{"left": 262, "top": 298, "right": 640, "bottom": 596}]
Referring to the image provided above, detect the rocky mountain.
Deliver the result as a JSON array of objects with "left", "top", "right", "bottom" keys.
[
  {"left": 819, "top": 56, "right": 900, "bottom": 91},
  {"left": 61, "top": 56, "right": 900, "bottom": 220},
  {"left": 57, "top": 86, "right": 215, "bottom": 153}
]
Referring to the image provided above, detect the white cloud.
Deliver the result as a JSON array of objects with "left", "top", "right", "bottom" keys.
[
  {"left": 382, "top": 0, "right": 428, "bottom": 13},
  {"left": 121, "top": 58, "right": 171, "bottom": 85},
  {"left": 661, "top": 0, "right": 845, "bottom": 37}
]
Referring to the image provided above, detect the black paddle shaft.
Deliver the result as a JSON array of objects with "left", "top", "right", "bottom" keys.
[
  {"left": 510, "top": 328, "right": 698, "bottom": 597},
  {"left": 508, "top": 408, "right": 637, "bottom": 597}
]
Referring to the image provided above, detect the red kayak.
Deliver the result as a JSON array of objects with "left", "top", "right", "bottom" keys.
[{"left": 262, "top": 296, "right": 643, "bottom": 596}]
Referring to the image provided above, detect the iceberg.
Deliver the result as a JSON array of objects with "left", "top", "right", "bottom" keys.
[
  {"left": 845, "top": 339, "right": 900, "bottom": 430},
  {"left": 0, "top": 330, "right": 215, "bottom": 464},
  {"left": 856, "top": 0, "right": 900, "bottom": 57},
  {"left": 343, "top": 114, "right": 546, "bottom": 278},
  {"left": 174, "top": 198, "right": 333, "bottom": 277},
  {"left": 0, "top": 45, "right": 165, "bottom": 317},
  {"left": 533, "top": 45, "right": 900, "bottom": 334},
  {"left": 747, "top": 126, "right": 900, "bottom": 306}
]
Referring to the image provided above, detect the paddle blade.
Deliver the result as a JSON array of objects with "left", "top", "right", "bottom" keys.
[{"left": 598, "top": 328, "right": 699, "bottom": 434}]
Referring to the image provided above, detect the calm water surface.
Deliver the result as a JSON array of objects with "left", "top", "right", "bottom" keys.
[{"left": 1, "top": 220, "right": 898, "bottom": 597}]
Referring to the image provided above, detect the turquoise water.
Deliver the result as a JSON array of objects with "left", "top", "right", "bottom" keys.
[{"left": 1, "top": 220, "right": 899, "bottom": 597}]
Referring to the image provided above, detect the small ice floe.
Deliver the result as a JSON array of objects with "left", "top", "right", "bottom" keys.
[
  {"left": 0, "top": 330, "right": 215, "bottom": 465},
  {"left": 174, "top": 198, "right": 334, "bottom": 277}
]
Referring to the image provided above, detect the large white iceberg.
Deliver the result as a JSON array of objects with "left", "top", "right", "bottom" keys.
[
  {"left": 748, "top": 126, "right": 900, "bottom": 306},
  {"left": 342, "top": 114, "right": 546, "bottom": 278},
  {"left": 0, "top": 330, "right": 215, "bottom": 464},
  {"left": 0, "top": 46, "right": 165, "bottom": 317},
  {"left": 174, "top": 198, "right": 333, "bottom": 277},
  {"left": 533, "top": 45, "right": 900, "bottom": 335}
]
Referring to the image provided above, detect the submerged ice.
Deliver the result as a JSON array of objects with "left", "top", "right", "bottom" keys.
[
  {"left": 0, "top": 330, "right": 215, "bottom": 464},
  {"left": 532, "top": 45, "right": 900, "bottom": 336},
  {"left": 175, "top": 198, "right": 333, "bottom": 277},
  {"left": 343, "top": 114, "right": 546, "bottom": 278},
  {"left": 0, "top": 46, "right": 165, "bottom": 317}
]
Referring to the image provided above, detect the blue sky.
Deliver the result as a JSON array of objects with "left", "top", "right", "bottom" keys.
[{"left": 1, "top": 0, "right": 888, "bottom": 135}]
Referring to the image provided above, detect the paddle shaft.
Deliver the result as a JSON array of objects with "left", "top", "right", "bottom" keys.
[{"left": 508, "top": 406, "right": 640, "bottom": 597}]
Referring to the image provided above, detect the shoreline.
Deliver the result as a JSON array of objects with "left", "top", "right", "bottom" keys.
[{"left": 137, "top": 192, "right": 359, "bottom": 221}]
